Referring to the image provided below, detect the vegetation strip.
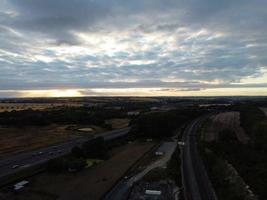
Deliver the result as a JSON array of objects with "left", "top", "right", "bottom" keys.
[{"left": 199, "top": 104, "right": 267, "bottom": 199}]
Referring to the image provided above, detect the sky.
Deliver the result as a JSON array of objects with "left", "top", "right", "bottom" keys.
[{"left": 0, "top": 0, "right": 267, "bottom": 97}]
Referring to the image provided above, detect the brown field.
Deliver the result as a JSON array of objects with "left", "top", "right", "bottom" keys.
[
  {"left": 105, "top": 118, "right": 130, "bottom": 129},
  {"left": 0, "top": 125, "right": 106, "bottom": 157},
  {"left": 0, "top": 103, "right": 82, "bottom": 112},
  {"left": 4, "top": 142, "right": 154, "bottom": 200},
  {"left": 204, "top": 112, "right": 249, "bottom": 144},
  {"left": 260, "top": 107, "right": 267, "bottom": 116}
]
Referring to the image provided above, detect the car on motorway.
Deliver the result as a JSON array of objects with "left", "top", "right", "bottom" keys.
[
  {"left": 178, "top": 141, "right": 186, "bottom": 146},
  {"left": 12, "top": 165, "right": 20, "bottom": 169},
  {"left": 20, "top": 164, "right": 31, "bottom": 169},
  {"left": 32, "top": 151, "right": 44, "bottom": 156}
]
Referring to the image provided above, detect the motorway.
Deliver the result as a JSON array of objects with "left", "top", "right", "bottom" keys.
[
  {"left": 0, "top": 127, "right": 131, "bottom": 180},
  {"left": 181, "top": 117, "right": 217, "bottom": 200}
]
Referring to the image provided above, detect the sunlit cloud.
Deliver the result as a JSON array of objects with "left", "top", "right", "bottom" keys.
[
  {"left": 18, "top": 89, "right": 83, "bottom": 98},
  {"left": 1, "top": 86, "right": 267, "bottom": 98},
  {"left": 0, "top": 0, "right": 267, "bottom": 97}
]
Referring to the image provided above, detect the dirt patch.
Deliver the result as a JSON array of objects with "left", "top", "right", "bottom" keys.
[
  {"left": 204, "top": 112, "right": 249, "bottom": 144},
  {"left": 6, "top": 142, "right": 154, "bottom": 200},
  {"left": 77, "top": 127, "right": 94, "bottom": 132}
]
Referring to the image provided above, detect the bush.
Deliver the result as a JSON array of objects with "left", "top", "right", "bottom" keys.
[
  {"left": 71, "top": 146, "right": 84, "bottom": 158},
  {"left": 143, "top": 168, "right": 168, "bottom": 182},
  {"left": 82, "top": 137, "right": 108, "bottom": 159},
  {"left": 47, "top": 156, "right": 86, "bottom": 173},
  {"left": 67, "top": 157, "right": 86, "bottom": 171},
  {"left": 47, "top": 157, "right": 67, "bottom": 173},
  {"left": 167, "top": 146, "right": 181, "bottom": 186},
  {"left": 202, "top": 104, "right": 267, "bottom": 199}
]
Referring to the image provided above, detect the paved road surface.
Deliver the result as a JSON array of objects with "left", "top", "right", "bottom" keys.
[
  {"left": 128, "top": 141, "right": 177, "bottom": 186},
  {"left": 104, "top": 140, "right": 177, "bottom": 200},
  {"left": 181, "top": 118, "right": 217, "bottom": 200},
  {"left": 0, "top": 127, "right": 131, "bottom": 179}
]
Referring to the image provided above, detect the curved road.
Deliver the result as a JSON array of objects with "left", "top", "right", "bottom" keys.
[{"left": 181, "top": 117, "right": 217, "bottom": 200}]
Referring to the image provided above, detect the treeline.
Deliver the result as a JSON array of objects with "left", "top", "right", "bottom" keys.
[
  {"left": 201, "top": 146, "right": 257, "bottom": 200},
  {"left": 130, "top": 108, "right": 205, "bottom": 139},
  {"left": 203, "top": 104, "right": 267, "bottom": 199},
  {"left": 105, "top": 101, "right": 162, "bottom": 112},
  {"left": 239, "top": 104, "right": 267, "bottom": 151},
  {"left": 0, "top": 107, "right": 126, "bottom": 126},
  {"left": 205, "top": 129, "right": 267, "bottom": 200},
  {"left": 166, "top": 145, "right": 182, "bottom": 186}
]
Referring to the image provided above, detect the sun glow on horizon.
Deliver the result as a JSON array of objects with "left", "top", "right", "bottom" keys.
[
  {"left": 18, "top": 89, "right": 83, "bottom": 97},
  {"left": 0, "top": 87, "right": 265, "bottom": 98}
]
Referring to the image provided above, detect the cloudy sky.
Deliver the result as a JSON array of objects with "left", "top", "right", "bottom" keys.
[{"left": 0, "top": 0, "right": 267, "bottom": 97}]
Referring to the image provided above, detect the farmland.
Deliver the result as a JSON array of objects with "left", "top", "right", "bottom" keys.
[
  {"left": 203, "top": 112, "right": 249, "bottom": 144},
  {"left": 199, "top": 105, "right": 267, "bottom": 199},
  {"left": 0, "top": 125, "right": 106, "bottom": 157},
  {"left": 105, "top": 118, "right": 130, "bottom": 129},
  {"left": 0, "top": 103, "right": 82, "bottom": 112}
]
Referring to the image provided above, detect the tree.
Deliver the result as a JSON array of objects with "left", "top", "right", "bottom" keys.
[
  {"left": 71, "top": 146, "right": 84, "bottom": 158},
  {"left": 47, "top": 157, "right": 66, "bottom": 173},
  {"left": 82, "top": 137, "right": 108, "bottom": 159},
  {"left": 67, "top": 157, "right": 86, "bottom": 171}
]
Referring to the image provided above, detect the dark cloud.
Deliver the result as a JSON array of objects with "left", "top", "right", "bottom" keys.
[
  {"left": 0, "top": 0, "right": 266, "bottom": 96},
  {"left": 5, "top": 0, "right": 109, "bottom": 44}
]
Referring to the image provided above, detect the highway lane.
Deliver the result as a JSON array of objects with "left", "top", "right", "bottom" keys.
[
  {"left": 181, "top": 117, "right": 217, "bottom": 200},
  {"left": 0, "top": 127, "right": 131, "bottom": 179}
]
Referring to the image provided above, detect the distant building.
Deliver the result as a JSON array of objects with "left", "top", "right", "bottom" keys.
[
  {"left": 127, "top": 111, "right": 140, "bottom": 116},
  {"left": 199, "top": 103, "right": 231, "bottom": 108},
  {"left": 150, "top": 107, "right": 159, "bottom": 111},
  {"left": 145, "top": 190, "right": 162, "bottom": 196},
  {"left": 155, "top": 151, "right": 164, "bottom": 156}
]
